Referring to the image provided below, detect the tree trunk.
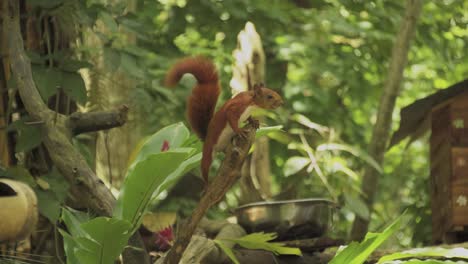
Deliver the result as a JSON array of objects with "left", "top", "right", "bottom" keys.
[
  {"left": 84, "top": 0, "right": 142, "bottom": 189},
  {"left": 231, "top": 22, "right": 272, "bottom": 204},
  {"left": 351, "top": 0, "right": 423, "bottom": 240}
]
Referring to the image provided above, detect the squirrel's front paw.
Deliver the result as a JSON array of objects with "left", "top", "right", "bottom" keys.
[{"left": 247, "top": 117, "right": 260, "bottom": 129}]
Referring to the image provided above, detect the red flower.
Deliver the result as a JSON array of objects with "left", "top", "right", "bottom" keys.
[
  {"left": 161, "top": 140, "right": 170, "bottom": 152},
  {"left": 154, "top": 226, "right": 174, "bottom": 251}
]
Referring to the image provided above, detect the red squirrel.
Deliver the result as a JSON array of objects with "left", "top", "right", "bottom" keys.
[{"left": 165, "top": 56, "right": 283, "bottom": 183}]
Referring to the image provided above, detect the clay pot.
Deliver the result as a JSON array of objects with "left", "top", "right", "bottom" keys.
[{"left": 0, "top": 179, "right": 38, "bottom": 242}]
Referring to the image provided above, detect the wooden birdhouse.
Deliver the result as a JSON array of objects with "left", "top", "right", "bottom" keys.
[
  {"left": 430, "top": 90, "right": 468, "bottom": 243},
  {"left": 391, "top": 79, "right": 468, "bottom": 244}
]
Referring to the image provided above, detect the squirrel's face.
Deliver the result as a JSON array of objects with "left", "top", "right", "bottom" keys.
[{"left": 253, "top": 84, "right": 284, "bottom": 109}]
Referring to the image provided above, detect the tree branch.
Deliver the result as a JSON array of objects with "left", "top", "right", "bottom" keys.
[
  {"left": 69, "top": 105, "right": 129, "bottom": 135},
  {"left": 6, "top": 1, "right": 149, "bottom": 263},
  {"left": 163, "top": 125, "right": 257, "bottom": 264}
]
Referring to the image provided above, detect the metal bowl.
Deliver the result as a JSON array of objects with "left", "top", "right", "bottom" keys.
[{"left": 234, "top": 198, "right": 337, "bottom": 240}]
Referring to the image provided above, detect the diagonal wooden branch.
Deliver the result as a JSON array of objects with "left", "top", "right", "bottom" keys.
[
  {"left": 5, "top": 1, "right": 149, "bottom": 263},
  {"left": 163, "top": 125, "right": 256, "bottom": 264}
]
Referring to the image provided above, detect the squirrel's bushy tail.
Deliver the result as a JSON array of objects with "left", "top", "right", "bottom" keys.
[{"left": 165, "top": 56, "right": 220, "bottom": 141}]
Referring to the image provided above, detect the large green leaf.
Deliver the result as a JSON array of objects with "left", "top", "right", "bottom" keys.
[
  {"left": 36, "top": 190, "right": 62, "bottom": 222},
  {"left": 114, "top": 150, "right": 190, "bottom": 229},
  {"left": 61, "top": 208, "right": 90, "bottom": 238},
  {"left": 218, "top": 232, "right": 302, "bottom": 256},
  {"left": 330, "top": 213, "right": 404, "bottom": 264},
  {"left": 59, "top": 229, "right": 81, "bottom": 264},
  {"left": 378, "top": 247, "right": 468, "bottom": 263},
  {"left": 120, "top": 52, "right": 144, "bottom": 78},
  {"left": 31, "top": 65, "right": 87, "bottom": 104},
  {"left": 344, "top": 192, "right": 370, "bottom": 220},
  {"left": 75, "top": 217, "right": 132, "bottom": 264},
  {"left": 31, "top": 65, "right": 61, "bottom": 101},
  {"left": 74, "top": 237, "right": 102, "bottom": 264},
  {"left": 214, "top": 240, "right": 240, "bottom": 264},
  {"left": 62, "top": 72, "right": 88, "bottom": 104},
  {"left": 1, "top": 166, "right": 36, "bottom": 187},
  {"left": 99, "top": 11, "right": 119, "bottom": 33},
  {"left": 255, "top": 125, "right": 284, "bottom": 138},
  {"left": 35, "top": 168, "right": 70, "bottom": 222},
  {"left": 103, "top": 47, "right": 121, "bottom": 73},
  {"left": 130, "top": 122, "right": 190, "bottom": 166},
  {"left": 8, "top": 117, "right": 44, "bottom": 152},
  {"left": 154, "top": 152, "right": 202, "bottom": 201}
]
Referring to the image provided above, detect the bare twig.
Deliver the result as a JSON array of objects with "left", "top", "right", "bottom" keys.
[{"left": 104, "top": 131, "right": 113, "bottom": 186}]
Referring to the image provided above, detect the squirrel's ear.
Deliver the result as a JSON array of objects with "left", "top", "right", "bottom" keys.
[
  {"left": 253, "top": 83, "right": 264, "bottom": 89},
  {"left": 253, "top": 83, "right": 264, "bottom": 97}
]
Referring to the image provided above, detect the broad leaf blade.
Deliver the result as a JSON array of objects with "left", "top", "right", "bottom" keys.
[
  {"left": 255, "top": 125, "right": 283, "bottom": 138},
  {"left": 129, "top": 122, "right": 190, "bottom": 167},
  {"left": 330, "top": 213, "right": 404, "bottom": 264},
  {"left": 59, "top": 229, "right": 81, "bottom": 264},
  {"left": 344, "top": 192, "right": 370, "bottom": 220},
  {"left": 220, "top": 232, "right": 302, "bottom": 256},
  {"left": 214, "top": 240, "right": 240, "bottom": 264},
  {"left": 114, "top": 150, "right": 189, "bottom": 228},
  {"left": 378, "top": 247, "right": 468, "bottom": 263},
  {"left": 78, "top": 217, "right": 133, "bottom": 264},
  {"left": 62, "top": 72, "right": 87, "bottom": 104}
]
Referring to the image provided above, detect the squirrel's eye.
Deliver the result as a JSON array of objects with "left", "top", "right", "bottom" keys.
[{"left": 267, "top": 95, "right": 273, "bottom": 99}]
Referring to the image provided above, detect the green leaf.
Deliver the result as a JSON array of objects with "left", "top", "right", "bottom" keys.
[
  {"left": 219, "top": 232, "right": 302, "bottom": 256},
  {"left": 61, "top": 72, "right": 87, "bottom": 104},
  {"left": 8, "top": 117, "right": 44, "bottom": 152},
  {"left": 31, "top": 65, "right": 61, "bottom": 101},
  {"left": 74, "top": 237, "right": 102, "bottom": 264},
  {"left": 1, "top": 166, "right": 36, "bottom": 187},
  {"left": 60, "top": 59, "right": 93, "bottom": 72},
  {"left": 214, "top": 240, "right": 240, "bottom": 264},
  {"left": 283, "top": 156, "right": 310, "bottom": 177},
  {"left": 120, "top": 52, "right": 144, "bottom": 78},
  {"left": 34, "top": 168, "right": 70, "bottom": 222},
  {"left": 77, "top": 217, "right": 133, "bottom": 264},
  {"left": 330, "top": 213, "right": 405, "bottom": 264},
  {"left": 61, "top": 208, "right": 90, "bottom": 238},
  {"left": 103, "top": 47, "right": 121, "bottom": 73},
  {"left": 151, "top": 81, "right": 179, "bottom": 104},
  {"left": 130, "top": 122, "right": 190, "bottom": 166},
  {"left": 114, "top": 150, "right": 190, "bottom": 229},
  {"left": 35, "top": 189, "right": 62, "bottom": 222},
  {"left": 343, "top": 192, "right": 370, "bottom": 220},
  {"left": 291, "top": 114, "right": 329, "bottom": 134},
  {"left": 154, "top": 152, "right": 202, "bottom": 201},
  {"left": 41, "top": 167, "right": 70, "bottom": 202},
  {"left": 378, "top": 247, "right": 468, "bottom": 263},
  {"left": 255, "top": 125, "right": 284, "bottom": 138},
  {"left": 59, "top": 229, "right": 81, "bottom": 264},
  {"left": 316, "top": 143, "right": 383, "bottom": 173},
  {"left": 99, "top": 11, "right": 118, "bottom": 32}
]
